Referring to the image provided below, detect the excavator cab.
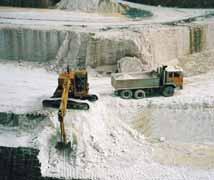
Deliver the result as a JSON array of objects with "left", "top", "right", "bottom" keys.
[
  {"left": 74, "top": 71, "right": 89, "bottom": 96},
  {"left": 51, "top": 70, "right": 97, "bottom": 102}
]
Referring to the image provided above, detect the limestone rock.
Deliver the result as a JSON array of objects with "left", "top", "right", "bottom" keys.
[
  {"left": 86, "top": 32, "right": 140, "bottom": 68},
  {"left": 117, "top": 56, "right": 144, "bottom": 73},
  {"left": 55, "top": 31, "right": 90, "bottom": 70}
]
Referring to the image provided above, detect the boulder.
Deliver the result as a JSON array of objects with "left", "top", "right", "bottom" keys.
[{"left": 117, "top": 57, "right": 144, "bottom": 73}]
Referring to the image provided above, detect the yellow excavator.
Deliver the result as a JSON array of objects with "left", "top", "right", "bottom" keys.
[{"left": 43, "top": 67, "right": 98, "bottom": 149}]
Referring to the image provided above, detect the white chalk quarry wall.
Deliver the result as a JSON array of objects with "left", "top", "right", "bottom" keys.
[
  {"left": 146, "top": 26, "right": 190, "bottom": 67},
  {"left": 206, "top": 22, "right": 214, "bottom": 49},
  {"left": 55, "top": 31, "right": 90, "bottom": 70},
  {"left": 0, "top": 27, "right": 66, "bottom": 62},
  {"left": 0, "top": 23, "right": 214, "bottom": 71},
  {"left": 83, "top": 24, "right": 214, "bottom": 70},
  {"left": 54, "top": 30, "right": 141, "bottom": 70},
  {"left": 86, "top": 32, "right": 140, "bottom": 68},
  {"left": 131, "top": 24, "right": 213, "bottom": 70},
  {"left": 0, "top": 26, "right": 140, "bottom": 69}
]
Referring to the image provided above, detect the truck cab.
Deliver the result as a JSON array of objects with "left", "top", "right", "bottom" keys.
[{"left": 165, "top": 66, "right": 183, "bottom": 89}]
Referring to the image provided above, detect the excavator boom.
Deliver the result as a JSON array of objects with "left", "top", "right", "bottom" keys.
[{"left": 57, "top": 77, "right": 70, "bottom": 146}]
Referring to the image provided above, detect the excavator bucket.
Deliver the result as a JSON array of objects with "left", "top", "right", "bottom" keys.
[
  {"left": 55, "top": 141, "right": 74, "bottom": 156},
  {"left": 55, "top": 129, "right": 77, "bottom": 152},
  {"left": 55, "top": 141, "right": 71, "bottom": 150}
]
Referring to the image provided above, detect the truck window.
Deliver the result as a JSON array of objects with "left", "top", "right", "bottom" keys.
[
  {"left": 174, "top": 72, "right": 180, "bottom": 77},
  {"left": 168, "top": 72, "right": 173, "bottom": 78}
]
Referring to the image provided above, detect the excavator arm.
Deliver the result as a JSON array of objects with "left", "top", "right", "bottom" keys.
[{"left": 57, "top": 77, "right": 71, "bottom": 148}]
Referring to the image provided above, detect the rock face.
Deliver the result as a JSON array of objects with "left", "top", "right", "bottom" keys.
[
  {"left": 57, "top": 0, "right": 125, "bottom": 13},
  {"left": 86, "top": 32, "right": 140, "bottom": 68},
  {"left": 0, "top": 27, "right": 66, "bottom": 63},
  {"left": 117, "top": 56, "right": 144, "bottom": 73},
  {"left": 0, "top": 23, "right": 214, "bottom": 72},
  {"left": 189, "top": 25, "right": 207, "bottom": 54},
  {"left": 55, "top": 31, "right": 90, "bottom": 70}
]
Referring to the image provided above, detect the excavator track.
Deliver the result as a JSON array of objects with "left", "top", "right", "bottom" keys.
[
  {"left": 74, "top": 94, "right": 98, "bottom": 102},
  {"left": 52, "top": 94, "right": 98, "bottom": 102},
  {"left": 42, "top": 99, "right": 89, "bottom": 110}
]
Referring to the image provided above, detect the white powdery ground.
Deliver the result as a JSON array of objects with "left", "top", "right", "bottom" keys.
[
  {"left": 0, "top": 61, "right": 214, "bottom": 179},
  {"left": 0, "top": 61, "right": 57, "bottom": 113},
  {"left": 0, "top": 4, "right": 213, "bottom": 28}
]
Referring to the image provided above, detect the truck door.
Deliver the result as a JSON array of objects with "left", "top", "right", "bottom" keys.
[
  {"left": 173, "top": 72, "right": 183, "bottom": 89},
  {"left": 167, "top": 72, "right": 183, "bottom": 89}
]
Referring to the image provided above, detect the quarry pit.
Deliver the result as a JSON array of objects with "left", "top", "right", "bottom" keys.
[{"left": 0, "top": 1, "right": 214, "bottom": 180}]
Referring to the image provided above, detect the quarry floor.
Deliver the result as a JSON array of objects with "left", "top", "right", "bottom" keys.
[{"left": 0, "top": 60, "right": 214, "bottom": 180}]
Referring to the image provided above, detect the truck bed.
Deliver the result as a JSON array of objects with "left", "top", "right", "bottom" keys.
[
  {"left": 112, "top": 71, "right": 159, "bottom": 80},
  {"left": 111, "top": 71, "right": 160, "bottom": 90}
]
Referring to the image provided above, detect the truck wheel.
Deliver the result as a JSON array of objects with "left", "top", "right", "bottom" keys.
[
  {"left": 162, "top": 86, "right": 175, "bottom": 97},
  {"left": 134, "top": 90, "right": 146, "bottom": 99},
  {"left": 120, "top": 90, "right": 133, "bottom": 99}
]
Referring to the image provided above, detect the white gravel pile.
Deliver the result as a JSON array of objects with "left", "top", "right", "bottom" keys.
[{"left": 57, "top": 0, "right": 125, "bottom": 13}]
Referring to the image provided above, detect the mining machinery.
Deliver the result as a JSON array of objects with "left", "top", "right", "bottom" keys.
[{"left": 43, "top": 67, "right": 98, "bottom": 149}]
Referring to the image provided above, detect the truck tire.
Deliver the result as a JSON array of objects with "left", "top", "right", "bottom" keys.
[
  {"left": 162, "top": 86, "right": 175, "bottom": 97},
  {"left": 120, "top": 90, "right": 133, "bottom": 99},
  {"left": 134, "top": 90, "right": 146, "bottom": 99}
]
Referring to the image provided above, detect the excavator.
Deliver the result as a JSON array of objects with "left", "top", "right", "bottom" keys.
[{"left": 43, "top": 66, "right": 98, "bottom": 149}]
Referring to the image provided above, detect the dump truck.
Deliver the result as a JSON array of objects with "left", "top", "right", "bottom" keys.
[{"left": 111, "top": 65, "right": 183, "bottom": 99}]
